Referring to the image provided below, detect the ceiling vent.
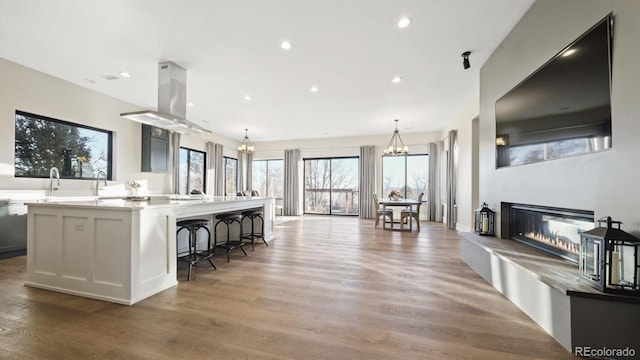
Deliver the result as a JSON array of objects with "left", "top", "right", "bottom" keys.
[{"left": 120, "top": 61, "right": 211, "bottom": 135}]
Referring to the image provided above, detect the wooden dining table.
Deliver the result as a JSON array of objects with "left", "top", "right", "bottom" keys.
[{"left": 378, "top": 198, "right": 422, "bottom": 231}]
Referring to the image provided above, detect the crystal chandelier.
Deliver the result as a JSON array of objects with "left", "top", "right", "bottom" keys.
[
  {"left": 238, "top": 128, "right": 255, "bottom": 153},
  {"left": 384, "top": 119, "right": 409, "bottom": 156}
]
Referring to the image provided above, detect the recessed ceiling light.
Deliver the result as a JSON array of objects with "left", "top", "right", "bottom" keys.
[
  {"left": 119, "top": 71, "right": 131, "bottom": 78},
  {"left": 392, "top": 76, "right": 402, "bottom": 83},
  {"left": 281, "top": 41, "right": 292, "bottom": 50},
  {"left": 310, "top": 86, "right": 318, "bottom": 93},
  {"left": 244, "top": 95, "right": 252, "bottom": 101},
  {"left": 398, "top": 17, "right": 412, "bottom": 29},
  {"left": 187, "top": 102, "right": 194, "bottom": 107},
  {"left": 562, "top": 49, "right": 576, "bottom": 57}
]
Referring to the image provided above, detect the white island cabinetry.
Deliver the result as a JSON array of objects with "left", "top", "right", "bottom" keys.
[{"left": 26, "top": 196, "right": 274, "bottom": 305}]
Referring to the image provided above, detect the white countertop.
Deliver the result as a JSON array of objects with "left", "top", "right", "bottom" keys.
[{"left": 25, "top": 195, "right": 273, "bottom": 211}]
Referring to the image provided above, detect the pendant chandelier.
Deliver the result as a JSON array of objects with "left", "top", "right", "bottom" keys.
[
  {"left": 238, "top": 128, "right": 255, "bottom": 153},
  {"left": 384, "top": 119, "right": 409, "bottom": 156}
]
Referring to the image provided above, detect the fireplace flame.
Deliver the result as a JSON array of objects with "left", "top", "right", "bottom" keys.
[{"left": 524, "top": 231, "right": 580, "bottom": 254}]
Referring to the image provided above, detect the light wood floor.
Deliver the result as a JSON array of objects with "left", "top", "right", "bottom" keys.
[{"left": 0, "top": 216, "right": 576, "bottom": 359}]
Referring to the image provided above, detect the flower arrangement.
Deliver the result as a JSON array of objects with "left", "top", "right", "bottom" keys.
[
  {"left": 388, "top": 189, "right": 402, "bottom": 199},
  {"left": 128, "top": 180, "right": 141, "bottom": 189},
  {"left": 128, "top": 180, "right": 141, "bottom": 197}
]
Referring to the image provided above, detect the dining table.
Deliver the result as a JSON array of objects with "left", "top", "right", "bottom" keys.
[{"left": 378, "top": 198, "right": 422, "bottom": 231}]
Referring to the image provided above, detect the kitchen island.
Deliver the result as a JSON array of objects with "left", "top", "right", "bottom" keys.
[{"left": 25, "top": 196, "right": 275, "bottom": 305}]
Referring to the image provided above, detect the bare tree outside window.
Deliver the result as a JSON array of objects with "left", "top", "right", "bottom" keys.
[
  {"left": 382, "top": 154, "right": 429, "bottom": 200},
  {"left": 304, "top": 157, "right": 358, "bottom": 215},
  {"left": 179, "top": 147, "right": 206, "bottom": 194},
  {"left": 305, "top": 159, "right": 330, "bottom": 213},
  {"left": 224, "top": 157, "right": 237, "bottom": 195},
  {"left": 252, "top": 159, "right": 283, "bottom": 198},
  {"left": 14, "top": 111, "right": 111, "bottom": 179}
]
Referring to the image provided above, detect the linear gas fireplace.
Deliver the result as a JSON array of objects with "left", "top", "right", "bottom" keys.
[{"left": 501, "top": 203, "right": 594, "bottom": 264}]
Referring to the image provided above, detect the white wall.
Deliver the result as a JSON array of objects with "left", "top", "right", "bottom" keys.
[
  {"left": 447, "top": 96, "right": 480, "bottom": 232},
  {"left": 1, "top": 56, "right": 462, "bottom": 219},
  {"left": 0, "top": 58, "right": 238, "bottom": 196},
  {"left": 478, "top": 0, "right": 640, "bottom": 235}
]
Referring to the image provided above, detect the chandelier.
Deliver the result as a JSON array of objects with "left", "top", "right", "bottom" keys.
[
  {"left": 384, "top": 119, "right": 409, "bottom": 156},
  {"left": 238, "top": 128, "right": 255, "bottom": 153}
]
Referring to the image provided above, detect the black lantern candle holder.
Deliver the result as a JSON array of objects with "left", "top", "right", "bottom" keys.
[
  {"left": 579, "top": 216, "right": 640, "bottom": 296},
  {"left": 474, "top": 202, "right": 495, "bottom": 236}
]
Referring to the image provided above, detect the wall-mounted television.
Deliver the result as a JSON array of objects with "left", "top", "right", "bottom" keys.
[{"left": 495, "top": 14, "right": 613, "bottom": 168}]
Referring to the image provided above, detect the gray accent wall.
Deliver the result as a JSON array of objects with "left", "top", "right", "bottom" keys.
[{"left": 478, "top": 0, "right": 640, "bottom": 236}]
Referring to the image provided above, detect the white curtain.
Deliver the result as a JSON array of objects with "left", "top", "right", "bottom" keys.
[
  {"left": 426, "top": 142, "right": 440, "bottom": 221},
  {"left": 446, "top": 130, "right": 458, "bottom": 229},
  {"left": 237, "top": 151, "right": 244, "bottom": 193},
  {"left": 246, "top": 152, "right": 254, "bottom": 192},
  {"left": 170, "top": 132, "right": 181, "bottom": 194},
  {"left": 358, "top": 145, "right": 376, "bottom": 219},
  {"left": 206, "top": 142, "right": 224, "bottom": 196},
  {"left": 284, "top": 148, "right": 301, "bottom": 216}
]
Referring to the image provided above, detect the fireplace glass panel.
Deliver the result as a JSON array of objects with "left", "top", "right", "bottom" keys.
[{"left": 510, "top": 205, "right": 594, "bottom": 264}]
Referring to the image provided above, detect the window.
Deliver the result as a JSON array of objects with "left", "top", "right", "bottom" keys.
[
  {"left": 304, "top": 157, "right": 359, "bottom": 215},
  {"left": 382, "top": 154, "right": 429, "bottom": 200},
  {"left": 224, "top": 156, "right": 237, "bottom": 195},
  {"left": 179, "top": 147, "right": 206, "bottom": 194},
  {"left": 506, "top": 138, "right": 597, "bottom": 167},
  {"left": 252, "top": 159, "right": 283, "bottom": 198},
  {"left": 14, "top": 110, "right": 112, "bottom": 179}
]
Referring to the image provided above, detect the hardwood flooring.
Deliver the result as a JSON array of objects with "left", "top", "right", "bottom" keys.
[{"left": 0, "top": 216, "right": 576, "bottom": 359}]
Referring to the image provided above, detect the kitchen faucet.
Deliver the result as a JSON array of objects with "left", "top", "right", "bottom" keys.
[
  {"left": 48, "top": 167, "right": 60, "bottom": 196},
  {"left": 95, "top": 170, "right": 107, "bottom": 196}
]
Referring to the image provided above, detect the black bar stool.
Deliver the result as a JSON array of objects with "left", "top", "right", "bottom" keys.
[
  {"left": 214, "top": 213, "right": 247, "bottom": 262},
  {"left": 241, "top": 209, "right": 267, "bottom": 251},
  {"left": 176, "top": 219, "right": 216, "bottom": 281}
]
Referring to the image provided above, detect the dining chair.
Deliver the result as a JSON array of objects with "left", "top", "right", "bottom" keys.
[
  {"left": 401, "top": 192, "right": 424, "bottom": 230},
  {"left": 373, "top": 193, "right": 393, "bottom": 228}
]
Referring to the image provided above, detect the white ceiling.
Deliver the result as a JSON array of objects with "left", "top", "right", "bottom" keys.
[{"left": 0, "top": 0, "right": 534, "bottom": 143}]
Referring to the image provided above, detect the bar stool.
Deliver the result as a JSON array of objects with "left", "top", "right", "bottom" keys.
[
  {"left": 176, "top": 219, "right": 216, "bottom": 281},
  {"left": 241, "top": 209, "right": 267, "bottom": 251},
  {"left": 214, "top": 213, "right": 247, "bottom": 262}
]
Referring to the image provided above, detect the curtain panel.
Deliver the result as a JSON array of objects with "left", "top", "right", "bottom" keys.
[
  {"left": 446, "top": 130, "right": 458, "bottom": 229},
  {"left": 206, "top": 142, "right": 225, "bottom": 196},
  {"left": 358, "top": 145, "right": 376, "bottom": 219},
  {"left": 283, "top": 148, "right": 301, "bottom": 216},
  {"left": 427, "top": 142, "right": 439, "bottom": 221},
  {"left": 246, "top": 152, "right": 254, "bottom": 192},
  {"left": 237, "top": 151, "right": 244, "bottom": 193},
  {"left": 170, "top": 132, "right": 181, "bottom": 194}
]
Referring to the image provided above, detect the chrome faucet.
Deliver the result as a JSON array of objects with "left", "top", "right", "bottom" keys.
[
  {"left": 95, "top": 170, "right": 107, "bottom": 196},
  {"left": 48, "top": 167, "right": 60, "bottom": 196}
]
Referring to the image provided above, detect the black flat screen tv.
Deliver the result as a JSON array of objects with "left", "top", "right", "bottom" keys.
[{"left": 495, "top": 14, "right": 613, "bottom": 168}]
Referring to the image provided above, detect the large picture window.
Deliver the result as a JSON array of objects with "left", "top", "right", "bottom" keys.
[
  {"left": 252, "top": 159, "right": 283, "bottom": 198},
  {"left": 304, "top": 157, "right": 359, "bottom": 216},
  {"left": 14, "top": 110, "right": 112, "bottom": 179},
  {"left": 382, "top": 154, "right": 429, "bottom": 200},
  {"left": 179, "top": 147, "right": 206, "bottom": 194},
  {"left": 224, "top": 156, "right": 238, "bottom": 195}
]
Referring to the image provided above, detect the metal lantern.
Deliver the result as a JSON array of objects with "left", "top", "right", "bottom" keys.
[
  {"left": 579, "top": 216, "right": 640, "bottom": 295},
  {"left": 474, "top": 202, "right": 495, "bottom": 236}
]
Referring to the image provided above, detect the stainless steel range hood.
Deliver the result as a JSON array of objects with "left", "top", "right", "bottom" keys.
[{"left": 120, "top": 61, "right": 211, "bottom": 135}]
